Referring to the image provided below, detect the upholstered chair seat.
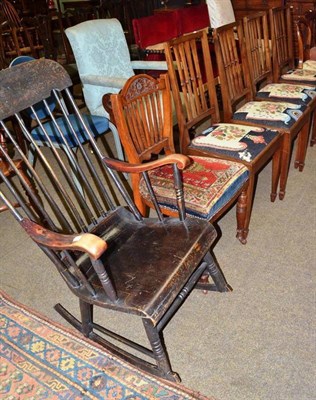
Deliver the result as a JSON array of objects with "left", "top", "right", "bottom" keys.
[
  {"left": 231, "top": 101, "right": 307, "bottom": 129},
  {"left": 31, "top": 114, "right": 110, "bottom": 148},
  {"left": 139, "top": 156, "right": 249, "bottom": 220},
  {"left": 302, "top": 60, "right": 316, "bottom": 70},
  {"left": 191, "top": 123, "right": 279, "bottom": 163}
]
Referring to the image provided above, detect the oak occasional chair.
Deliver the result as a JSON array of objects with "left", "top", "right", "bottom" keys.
[
  {"left": 213, "top": 21, "right": 312, "bottom": 201},
  {"left": 110, "top": 73, "right": 250, "bottom": 244},
  {"left": 0, "top": 58, "right": 231, "bottom": 383},
  {"left": 242, "top": 11, "right": 316, "bottom": 153},
  {"left": 163, "top": 29, "right": 283, "bottom": 242}
]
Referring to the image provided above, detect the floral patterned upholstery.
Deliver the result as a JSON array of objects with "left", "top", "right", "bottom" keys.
[
  {"left": 139, "top": 156, "right": 249, "bottom": 220},
  {"left": 232, "top": 101, "right": 306, "bottom": 129},
  {"left": 190, "top": 123, "right": 278, "bottom": 162},
  {"left": 281, "top": 69, "right": 316, "bottom": 83},
  {"left": 256, "top": 83, "right": 316, "bottom": 105},
  {"left": 303, "top": 60, "right": 316, "bottom": 71}
]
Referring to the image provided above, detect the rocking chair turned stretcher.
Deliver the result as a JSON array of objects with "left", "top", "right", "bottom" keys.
[{"left": 0, "top": 59, "right": 231, "bottom": 382}]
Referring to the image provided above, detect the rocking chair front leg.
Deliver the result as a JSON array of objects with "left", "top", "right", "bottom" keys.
[
  {"left": 143, "top": 319, "right": 180, "bottom": 383},
  {"left": 195, "top": 252, "right": 232, "bottom": 292},
  {"left": 204, "top": 252, "right": 232, "bottom": 292},
  {"left": 79, "top": 299, "right": 93, "bottom": 337}
]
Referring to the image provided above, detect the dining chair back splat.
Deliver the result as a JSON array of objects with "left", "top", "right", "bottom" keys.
[
  {"left": 0, "top": 58, "right": 231, "bottom": 383},
  {"left": 296, "top": 17, "right": 316, "bottom": 69}
]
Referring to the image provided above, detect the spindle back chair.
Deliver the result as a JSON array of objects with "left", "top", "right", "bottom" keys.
[{"left": 0, "top": 58, "right": 230, "bottom": 382}]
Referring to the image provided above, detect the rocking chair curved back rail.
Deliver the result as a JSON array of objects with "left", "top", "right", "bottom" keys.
[{"left": 0, "top": 59, "right": 230, "bottom": 382}]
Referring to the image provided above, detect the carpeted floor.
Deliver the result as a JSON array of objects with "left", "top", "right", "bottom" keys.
[
  {"left": 0, "top": 136, "right": 315, "bottom": 400},
  {"left": 0, "top": 290, "right": 211, "bottom": 400}
]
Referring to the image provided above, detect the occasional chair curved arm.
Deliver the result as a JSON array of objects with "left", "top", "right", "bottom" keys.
[
  {"left": 20, "top": 219, "right": 108, "bottom": 261},
  {"left": 103, "top": 154, "right": 191, "bottom": 173},
  {"left": 131, "top": 60, "right": 168, "bottom": 71},
  {"left": 81, "top": 74, "right": 128, "bottom": 89}
]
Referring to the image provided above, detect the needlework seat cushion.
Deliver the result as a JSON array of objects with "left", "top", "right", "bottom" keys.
[
  {"left": 232, "top": 101, "right": 306, "bottom": 129},
  {"left": 31, "top": 114, "right": 109, "bottom": 147},
  {"left": 256, "top": 83, "right": 316, "bottom": 105},
  {"left": 139, "top": 156, "right": 249, "bottom": 219},
  {"left": 303, "top": 60, "right": 316, "bottom": 71},
  {"left": 190, "top": 123, "right": 279, "bottom": 162},
  {"left": 281, "top": 69, "right": 316, "bottom": 83}
]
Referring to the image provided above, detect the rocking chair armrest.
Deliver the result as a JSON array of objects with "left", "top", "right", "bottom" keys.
[
  {"left": 81, "top": 75, "right": 127, "bottom": 89},
  {"left": 20, "top": 219, "right": 107, "bottom": 260},
  {"left": 104, "top": 154, "right": 191, "bottom": 173}
]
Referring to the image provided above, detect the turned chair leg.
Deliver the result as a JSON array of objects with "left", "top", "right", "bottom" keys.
[
  {"left": 236, "top": 188, "right": 248, "bottom": 244},
  {"left": 278, "top": 134, "right": 291, "bottom": 200},
  {"left": 143, "top": 319, "right": 179, "bottom": 382},
  {"left": 271, "top": 142, "right": 282, "bottom": 202},
  {"left": 294, "top": 120, "right": 311, "bottom": 172},
  {"left": 204, "top": 252, "right": 232, "bottom": 292},
  {"left": 310, "top": 112, "right": 316, "bottom": 146}
]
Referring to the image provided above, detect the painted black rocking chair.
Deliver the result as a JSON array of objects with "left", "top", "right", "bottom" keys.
[{"left": 0, "top": 59, "right": 231, "bottom": 382}]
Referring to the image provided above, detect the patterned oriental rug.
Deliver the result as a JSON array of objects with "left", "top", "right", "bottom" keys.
[{"left": 0, "top": 290, "right": 214, "bottom": 400}]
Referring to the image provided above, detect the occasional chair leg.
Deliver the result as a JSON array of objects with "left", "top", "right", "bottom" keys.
[
  {"left": 279, "top": 135, "right": 291, "bottom": 200},
  {"left": 309, "top": 111, "right": 315, "bottom": 147},
  {"left": 204, "top": 252, "right": 232, "bottom": 292},
  {"left": 236, "top": 189, "right": 248, "bottom": 244},
  {"left": 270, "top": 144, "right": 282, "bottom": 202},
  {"left": 79, "top": 299, "right": 93, "bottom": 338},
  {"left": 294, "top": 122, "right": 310, "bottom": 172},
  {"left": 143, "top": 319, "right": 180, "bottom": 383},
  {"left": 310, "top": 112, "right": 316, "bottom": 146}
]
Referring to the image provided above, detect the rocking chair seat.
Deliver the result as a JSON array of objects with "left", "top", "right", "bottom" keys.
[
  {"left": 80, "top": 207, "right": 216, "bottom": 323},
  {"left": 32, "top": 114, "right": 109, "bottom": 148},
  {"left": 139, "top": 156, "right": 249, "bottom": 220}
]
